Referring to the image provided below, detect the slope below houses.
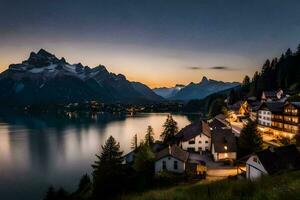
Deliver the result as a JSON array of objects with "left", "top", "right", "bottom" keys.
[
  {"left": 0, "top": 49, "right": 163, "bottom": 106},
  {"left": 122, "top": 170, "right": 300, "bottom": 200}
]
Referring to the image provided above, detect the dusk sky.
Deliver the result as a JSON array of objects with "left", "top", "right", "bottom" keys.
[{"left": 1, "top": 0, "right": 300, "bottom": 88}]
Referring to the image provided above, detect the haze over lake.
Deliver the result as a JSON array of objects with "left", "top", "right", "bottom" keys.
[{"left": 0, "top": 112, "right": 197, "bottom": 200}]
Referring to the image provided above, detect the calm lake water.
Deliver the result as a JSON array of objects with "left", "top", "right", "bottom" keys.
[{"left": 0, "top": 112, "right": 198, "bottom": 200}]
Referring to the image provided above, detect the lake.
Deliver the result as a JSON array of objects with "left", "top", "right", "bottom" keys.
[{"left": 0, "top": 112, "right": 198, "bottom": 200}]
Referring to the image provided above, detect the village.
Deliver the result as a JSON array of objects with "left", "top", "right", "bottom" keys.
[{"left": 125, "top": 88, "right": 300, "bottom": 182}]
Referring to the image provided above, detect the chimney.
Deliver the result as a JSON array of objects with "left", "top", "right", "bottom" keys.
[{"left": 168, "top": 145, "right": 172, "bottom": 155}]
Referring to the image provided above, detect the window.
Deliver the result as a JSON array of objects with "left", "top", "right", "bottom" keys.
[
  {"left": 205, "top": 141, "right": 208, "bottom": 143},
  {"left": 199, "top": 140, "right": 202, "bottom": 144},
  {"left": 198, "top": 147, "right": 202, "bottom": 152},
  {"left": 188, "top": 140, "right": 195, "bottom": 144},
  {"left": 253, "top": 157, "right": 257, "bottom": 163},
  {"left": 174, "top": 161, "right": 178, "bottom": 170},
  {"left": 162, "top": 161, "right": 166, "bottom": 170}
]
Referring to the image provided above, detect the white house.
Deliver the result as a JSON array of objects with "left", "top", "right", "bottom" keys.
[
  {"left": 257, "top": 102, "right": 284, "bottom": 128},
  {"left": 211, "top": 129, "right": 237, "bottom": 162},
  {"left": 176, "top": 120, "right": 211, "bottom": 154},
  {"left": 155, "top": 145, "right": 189, "bottom": 174},
  {"left": 246, "top": 145, "right": 300, "bottom": 180}
]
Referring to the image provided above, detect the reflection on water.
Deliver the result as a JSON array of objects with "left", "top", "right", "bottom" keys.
[{"left": 0, "top": 112, "right": 198, "bottom": 200}]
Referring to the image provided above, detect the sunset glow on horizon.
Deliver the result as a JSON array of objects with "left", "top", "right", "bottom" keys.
[{"left": 1, "top": 0, "right": 300, "bottom": 88}]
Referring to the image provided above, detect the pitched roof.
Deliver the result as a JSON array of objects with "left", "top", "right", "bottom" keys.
[
  {"left": 208, "top": 118, "right": 228, "bottom": 130},
  {"left": 262, "top": 91, "right": 278, "bottom": 99},
  {"left": 176, "top": 120, "right": 210, "bottom": 142},
  {"left": 155, "top": 145, "right": 189, "bottom": 162},
  {"left": 255, "top": 145, "right": 300, "bottom": 175},
  {"left": 258, "top": 102, "right": 284, "bottom": 113},
  {"left": 291, "top": 102, "right": 300, "bottom": 109},
  {"left": 212, "top": 129, "right": 237, "bottom": 153},
  {"left": 215, "top": 114, "right": 226, "bottom": 121}
]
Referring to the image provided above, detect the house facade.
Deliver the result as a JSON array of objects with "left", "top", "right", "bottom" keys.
[
  {"left": 155, "top": 145, "right": 189, "bottom": 174},
  {"left": 211, "top": 129, "right": 237, "bottom": 162},
  {"left": 246, "top": 155, "right": 268, "bottom": 180},
  {"left": 257, "top": 102, "right": 284, "bottom": 128},
  {"left": 271, "top": 102, "right": 300, "bottom": 138},
  {"left": 176, "top": 121, "right": 211, "bottom": 154}
]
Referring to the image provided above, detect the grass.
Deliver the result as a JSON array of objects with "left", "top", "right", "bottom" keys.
[{"left": 121, "top": 171, "right": 300, "bottom": 200}]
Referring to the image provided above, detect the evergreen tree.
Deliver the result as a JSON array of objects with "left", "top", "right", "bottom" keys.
[
  {"left": 160, "top": 115, "right": 178, "bottom": 144},
  {"left": 44, "top": 186, "right": 56, "bottom": 200},
  {"left": 144, "top": 126, "right": 155, "bottom": 146},
  {"left": 285, "top": 48, "right": 292, "bottom": 57},
  {"left": 208, "top": 98, "right": 226, "bottom": 118},
  {"left": 77, "top": 174, "right": 91, "bottom": 193},
  {"left": 131, "top": 134, "right": 138, "bottom": 150},
  {"left": 238, "top": 120, "right": 263, "bottom": 156},
  {"left": 242, "top": 75, "right": 250, "bottom": 86},
  {"left": 92, "top": 136, "right": 123, "bottom": 199},
  {"left": 297, "top": 44, "right": 300, "bottom": 56},
  {"left": 133, "top": 143, "right": 155, "bottom": 174}
]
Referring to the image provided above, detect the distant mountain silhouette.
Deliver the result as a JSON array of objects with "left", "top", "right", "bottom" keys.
[
  {"left": 169, "top": 76, "right": 240, "bottom": 101},
  {"left": 0, "top": 49, "right": 163, "bottom": 105},
  {"left": 153, "top": 84, "right": 185, "bottom": 98}
]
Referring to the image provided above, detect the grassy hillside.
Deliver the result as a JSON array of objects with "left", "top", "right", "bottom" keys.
[{"left": 121, "top": 171, "right": 300, "bottom": 200}]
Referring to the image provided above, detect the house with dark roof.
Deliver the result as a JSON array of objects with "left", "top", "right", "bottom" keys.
[
  {"left": 271, "top": 101, "right": 300, "bottom": 138},
  {"left": 208, "top": 117, "right": 230, "bottom": 130},
  {"left": 257, "top": 102, "right": 284, "bottom": 128},
  {"left": 261, "top": 89, "right": 284, "bottom": 102},
  {"left": 155, "top": 145, "right": 190, "bottom": 173},
  {"left": 211, "top": 129, "right": 237, "bottom": 161},
  {"left": 246, "top": 145, "right": 300, "bottom": 180},
  {"left": 175, "top": 120, "right": 211, "bottom": 154}
]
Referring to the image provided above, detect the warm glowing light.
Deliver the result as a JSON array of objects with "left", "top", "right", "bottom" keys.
[{"left": 224, "top": 145, "right": 227, "bottom": 150}]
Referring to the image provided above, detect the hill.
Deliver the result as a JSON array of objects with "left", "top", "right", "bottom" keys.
[{"left": 122, "top": 170, "right": 300, "bottom": 200}]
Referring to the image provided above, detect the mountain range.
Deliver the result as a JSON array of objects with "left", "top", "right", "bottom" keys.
[
  {"left": 0, "top": 49, "right": 240, "bottom": 106},
  {"left": 0, "top": 49, "right": 163, "bottom": 105},
  {"left": 153, "top": 77, "right": 239, "bottom": 101}
]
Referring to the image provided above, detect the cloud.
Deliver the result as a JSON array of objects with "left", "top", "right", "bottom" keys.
[
  {"left": 210, "top": 66, "right": 231, "bottom": 70},
  {"left": 186, "top": 66, "right": 202, "bottom": 70},
  {"left": 186, "top": 66, "right": 234, "bottom": 71}
]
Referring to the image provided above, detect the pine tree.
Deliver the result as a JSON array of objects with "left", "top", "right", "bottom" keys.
[
  {"left": 92, "top": 136, "right": 124, "bottom": 199},
  {"left": 144, "top": 126, "right": 155, "bottom": 146},
  {"left": 77, "top": 174, "right": 91, "bottom": 193},
  {"left": 238, "top": 120, "right": 263, "bottom": 156},
  {"left": 160, "top": 115, "right": 178, "bottom": 144},
  {"left": 131, "top": 134, "right": 138, "bottom": 150},
  {"left": 285, "top": 48, "right": 292, "bottom": 57},
  {"left": 242, "top": 75, "right": 250, "bottom": 86},
  {"left": 44, "top": 186, "right": 55, "bottom": 200},
  {"left": 296, "top": 44, "right": 300, "bottom": 56}
]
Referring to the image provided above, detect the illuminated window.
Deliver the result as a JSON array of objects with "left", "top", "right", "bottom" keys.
[{"left": 224, "top": 153, "right": 228, "bottom": 158}]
